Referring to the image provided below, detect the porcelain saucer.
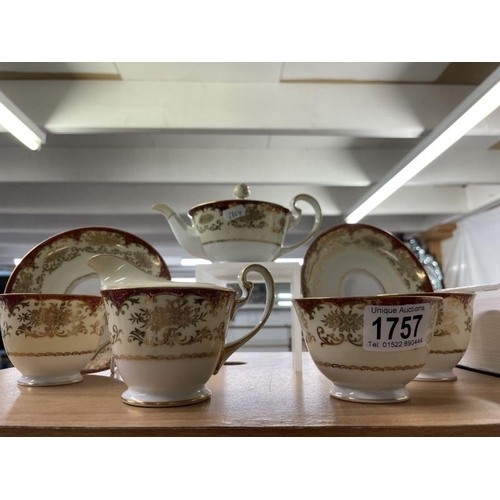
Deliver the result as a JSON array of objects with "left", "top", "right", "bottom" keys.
[
  {"left": 301, "top": 223, "right": 434, "bottom": 297},
  {"left": 6, "top": 226, "right": 171, "bottom": 373}
]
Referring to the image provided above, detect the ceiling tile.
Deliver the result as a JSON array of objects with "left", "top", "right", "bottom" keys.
[
  {"left": 268, "top": 136, "right": 410, "bottom": 149},
  {"left": 281, "top": 62, "right": 449, "bottom": 82},
  {"left": 0, "top": 132, "right": 23, "bottom": 147},
  {"left": 453, "top": 136, "right": 500, "bottom": 150},
  {"left": 0, "top": 62, "right": 118, "bottom": 74},
  {"left": 150, "top": 133, "right": 269, "bottom": 149},
  {"left": 434, "top": 62, "right": 500, "bottom": 85},
  {"left": 269, "top": 136, "right": 360, "bottom": 149},
  {"left": 42, "top": 133, "right": 154, "bottom": 148},
  {"left": 116, "top": 62, "right": 282, "bottom": 82}
]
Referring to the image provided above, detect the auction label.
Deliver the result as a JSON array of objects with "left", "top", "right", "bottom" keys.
[
  {"left": 363, "top": 303, "right": 430, "bottom": 352},
  {"left": 223, "top": 204, "right": 246, "bottom": 221}
]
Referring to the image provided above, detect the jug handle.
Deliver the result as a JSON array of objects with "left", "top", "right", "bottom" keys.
[
  {"left": 213, "top": 264, "right": 275, "bottom": 374},
  {"left": 277, "top": 194, "right": 323, "bottom": 257}
]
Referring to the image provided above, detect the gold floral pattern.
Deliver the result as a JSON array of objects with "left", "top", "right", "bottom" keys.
[
  {"left": 295, "top": 302, "right": 365, "bottom": 347},
  {"left": 295, "top": 296, "right": 440, "bottom": 349},
  {"left": 228, "top": 205, "right": 267, "bottom": 229},
  {"left": 322, "top": 309, "right": 364, "bottom": 333},
  {"left": 102, "top": 289, "right": 232, "bottom": 348},
  {"left": 272, "top": 215, "right": 287, "bottom": 234},
  {"left": 0, "top": 296, "right": 104, "bottom": 340},
  {"left": 7, "top": 228, "right": 170, "bottom": 293},
  {"left": 433, "top": 295, "right": 474, "bottom": 337},
  {"left": 189, "top": 200, "right": 289, "bottom": 244}
]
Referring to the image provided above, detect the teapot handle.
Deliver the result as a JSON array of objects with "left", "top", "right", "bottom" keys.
[
  {"left": 213, "top": 264, "right": 275, "bottom": 374},
  {"left": 277, "top": 194, "right": 323, "bottom": 257}
]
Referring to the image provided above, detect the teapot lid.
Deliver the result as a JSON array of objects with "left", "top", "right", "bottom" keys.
[{"left": 188, "top": 183, "right": 291, "bottom": 216}]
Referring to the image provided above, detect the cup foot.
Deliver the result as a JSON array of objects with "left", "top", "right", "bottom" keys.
[
  {"left": 121, "top": 386, "right": 212, "bottom": 407},
  {"left": 415, "top": 370, "right": 457, "bottom": 381},
  {"left": 18, "top": 372, "right": 83, "bottom": 387},
  {"left": 330, "top": 384, "right": 410, "bottom": 404}
]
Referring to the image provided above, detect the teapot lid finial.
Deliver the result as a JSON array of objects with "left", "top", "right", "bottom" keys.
[{"left": 233, "top": 183, "right": 251, "bottom": 199}]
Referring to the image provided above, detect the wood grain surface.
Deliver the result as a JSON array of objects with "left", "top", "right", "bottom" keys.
[{"left": 0, "top": 352, "right": 499, "bottom": 436}]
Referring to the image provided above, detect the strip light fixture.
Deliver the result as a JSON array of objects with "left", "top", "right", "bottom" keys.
[
  {"left": 0, "top": 90, "right": 46, "bottom": 151},
  {"left": 345, "top": 65, "right": 500, "bottom": 224}
]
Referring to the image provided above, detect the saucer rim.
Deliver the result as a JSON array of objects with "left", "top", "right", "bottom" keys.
[
  {"left": 6, "top": 226, "right": 171, "bottom": 374},
  {"left": 301, "top": 223, "right": 434, "bottom": 297}
]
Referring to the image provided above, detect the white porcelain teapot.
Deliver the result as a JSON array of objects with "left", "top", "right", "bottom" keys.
[{"left": 152, "top": 183, "right": 323, "bottom": 263}]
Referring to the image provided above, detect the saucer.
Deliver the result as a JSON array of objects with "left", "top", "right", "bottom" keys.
[
  {"left": 415, "top": 370, "right": 458, "bottom": 382},
  {"left": 6, "top": 227, "right": 171, "bottom": 373},
  {"left": 301, "top": 223, "right": 434, "bottom": 297}
]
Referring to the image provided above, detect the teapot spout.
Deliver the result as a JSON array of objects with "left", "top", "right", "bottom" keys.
[
  {"left": 152, "top": 203, "right": 208, "bottom": 260},
  {"left": 88, "top": 254, "right": 169, "bottom": 290}
]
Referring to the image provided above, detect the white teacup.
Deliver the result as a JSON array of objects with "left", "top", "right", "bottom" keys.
[
  {"left": 293, "top": 294, "right": 442, "bottom": 403},
  {"left": 413, "top": 292, "right": 475, "bottom": 381},
  {"left": 0, "top": 293, "right": 106, "bottom": 386},
  {"left": 95, "top": 261, "right": 275, "bottom": 407}
]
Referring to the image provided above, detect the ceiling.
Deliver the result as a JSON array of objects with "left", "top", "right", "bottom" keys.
[{"left": 1, "top": 61, "right": 500, "bottom": 278}]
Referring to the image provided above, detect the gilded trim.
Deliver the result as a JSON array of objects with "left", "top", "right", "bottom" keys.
[
  {"left": 7, "top": 350, "right": 96, "bottom": 357},
  {"left": 189, "top": 199, "right": 290, "bottom": 217},
  {"left": 122, "top": 391, "right": 212, "bottom": 407},
  {"left": 0, "top": 294, "right": 103, "bottom": 314},
  {"left": 115, "top": 352, "right": 217, "bottom": 361},
  {"left": 202, "top": 238, "right": 281, "bottom": 245},
  {"left": 6, "top": 227, "right": 171, "bottom": 293},
  {"left": 315, "top": 360, "right": 426, "bottom": 371},
  {"left": 430, "top": 349, "right": 466, "bottom": 355},
  {"left": 101, "top": 287, "right": 233, "bottom": 311}
]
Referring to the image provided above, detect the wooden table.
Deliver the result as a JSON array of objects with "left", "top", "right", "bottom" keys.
[{"left": 1, "top": 352, "right": 500, "bottom": 436}]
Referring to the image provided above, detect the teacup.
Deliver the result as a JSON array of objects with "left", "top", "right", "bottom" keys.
[
  {"left": 293, "top": 294, "right": 442, "bottom": 403},
  {"left": 412, "top": 292, "right": 475, "bottom": 381},
  {"left": 0, "top": 293, "right": 106, "bottom": 386},
  {"left": 90, "top": 256, "right": 276, "bottom": 407}
]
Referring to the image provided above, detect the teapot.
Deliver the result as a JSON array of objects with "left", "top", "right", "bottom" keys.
[
  {"left": 152, "top": 183, "right": 323, "bottom": 263},
  {"left": 87, "top": 253, "right": 275, "bottom": 407}
]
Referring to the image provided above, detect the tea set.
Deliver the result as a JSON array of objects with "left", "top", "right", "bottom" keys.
[{"left": 0, "top": 184, "right": 476, "bottom": 407}]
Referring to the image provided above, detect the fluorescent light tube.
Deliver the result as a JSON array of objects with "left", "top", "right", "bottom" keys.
[
  {"left": 180, "top": 258, "right": 211, "bottom": 266},
  {"left": 0, "top": 90, "right": 46, "bottom": 151},
  {"left": 345, "top": 66, "right": 500, "bottom": 224},
  {"left": 275, "top": 258, "right": 304, "bottom": 265}
]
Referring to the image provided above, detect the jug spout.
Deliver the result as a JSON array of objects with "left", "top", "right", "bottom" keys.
[
  {"left": 87, "top": 254, "right": 170, "bottom": 290},
  {"left": 152, "top": 203, "right": 208, "bottom": 260}
]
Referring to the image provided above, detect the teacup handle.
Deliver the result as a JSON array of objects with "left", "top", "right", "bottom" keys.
[
  {"left": 213, "top": 264, "right": 275, "bottom": 374},
  {"left": 277, "top": 194, "right": 323, "bottom": 257}
]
